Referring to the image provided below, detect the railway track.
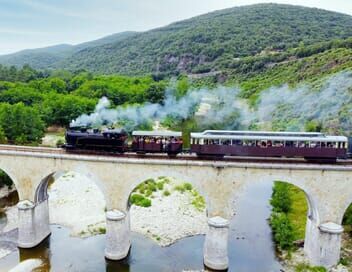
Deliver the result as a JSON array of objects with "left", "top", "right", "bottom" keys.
[{"left": 1, "top": 144, "right": 352, "bottom": 165}]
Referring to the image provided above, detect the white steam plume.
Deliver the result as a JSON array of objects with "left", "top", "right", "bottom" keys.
[
  {"left": 71, "top": 71, "right": 352, "bottom": 133},
  {"left": 71, "top": 87, "right": 253, "bottom": 131},
  {"left": 256, "top": 71, "right": 352, "bottom": 133}
]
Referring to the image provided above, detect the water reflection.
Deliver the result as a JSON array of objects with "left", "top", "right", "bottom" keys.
[{"left": 0, "top": 182, "right": 282, "bottom": 272}]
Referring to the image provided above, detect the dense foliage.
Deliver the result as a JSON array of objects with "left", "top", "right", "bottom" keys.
[
  {"left": 1, "top": 4, "right": 352, "bottom": 76},
  {"left": 270, "top": 181, "right": 295, "bottom": 250},
  {"left": 0, "top": 170, "right": 13, "bottom": 188},
  {"left": 270, "top": 182, "right": 292, "bottom": 214},
  {"left": 0, "top": 72, "right": 167, "bottom": 144}
]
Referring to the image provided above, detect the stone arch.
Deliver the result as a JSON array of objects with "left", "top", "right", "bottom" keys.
[
  {"left": 336, "top": 192, "right": 352, "bottom": 226},
  {"left": 122, "top": 171, "right": 210, "bottom": 213},
  {"left": 35, "top": 168, "right": 108, "bottom": 206},
  {"left": 340, "top": 204, "right": 351, "bottom": 226},
  {"left": 33, "top": 169, "right": 108, "bottom": 236},
  {"left": 123, "top": 174, "right": 208, "bottom": 250},
  {"left": 0, "top": 165, "right": 22, "bottom": 200},
  {"left": 247, "top": 172, "right": 320, "bottom": 224}
]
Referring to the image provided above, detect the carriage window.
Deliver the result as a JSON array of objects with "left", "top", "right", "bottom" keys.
[
  {"left": 273, "top": 141, "right": 283, "bottom": 147},
  {"left": 285, "top": 141, "right": 293, "bottom": 147},
  {"left": 298, "top": 141, "right": 308, "bottom": 148}
]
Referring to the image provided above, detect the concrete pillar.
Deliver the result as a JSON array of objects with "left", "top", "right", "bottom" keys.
[
  {"left": 105, "top": 210, "right": 131, "bottom": 260},
  {"left": 304, "top": 219, "right": 343, "bottom": 268},
  {"left": 34, "top": 199, "right": 51, "bottom": 243},
  {"left": 17, "top": 199, "right": 51, "bottom": 248},
  {"left": 203, "top": 216, "right": 229, "bottom": 271},
  {"left": 17, "top": 200, "right": 36, "bottom": 248},
  {"left": 304, "top": 216, "right": 320, "bottom": 264},
  {"left": 318, "top": 222, "right": 344, "bottom": 268}
]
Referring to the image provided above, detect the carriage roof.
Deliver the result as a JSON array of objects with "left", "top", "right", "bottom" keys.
[
  {"left": 201, "top": 130, "right": 324, "bottom": 137},
  {"left": 132, "top": 131, "right": 182, "bottom": 137}
]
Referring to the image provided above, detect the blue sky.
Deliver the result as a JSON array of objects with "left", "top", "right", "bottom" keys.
[{"left": 1, "top": 0, "right": 352, "bottom": 55}]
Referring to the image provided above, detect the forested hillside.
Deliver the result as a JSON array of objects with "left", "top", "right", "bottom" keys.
[
  {"left": 0, "top": 32, "right": 136, "bottom": 70},
  {"left": 1, "top": 4, "right": 352, "bottom": 76}
]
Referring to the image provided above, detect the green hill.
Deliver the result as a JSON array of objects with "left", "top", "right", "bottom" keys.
[
  {"left": 51, "top": 4, "right": 352, "bottom": 75},
  {"left": 1, "top": 4, "right": 352, "bottom": 76},
  {"left": 0, "top": 32, "right": 136, "bottom": 70}
]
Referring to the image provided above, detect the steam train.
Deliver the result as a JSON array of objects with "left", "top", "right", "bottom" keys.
[{"left": 64, "top": 127, "right": 352, "bottom": 162}]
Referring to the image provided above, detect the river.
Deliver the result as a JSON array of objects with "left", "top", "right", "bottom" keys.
[{"left": 0, "top": 181, "right": 282, "bottom": 272}]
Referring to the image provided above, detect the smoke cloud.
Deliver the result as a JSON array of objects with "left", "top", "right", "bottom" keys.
[
  {"left": 256, "top": 71, "right": 352, "bottom": 133},
  {"left": 71, "top": 71, "right": 352, "bottom": 133},
  {"left": 71, "top": 87, "right": 253, "bottom": 131}
]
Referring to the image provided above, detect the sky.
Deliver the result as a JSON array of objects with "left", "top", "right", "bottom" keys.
[{"left": 0, "top": 0, "right": 352, "bottom": 55}]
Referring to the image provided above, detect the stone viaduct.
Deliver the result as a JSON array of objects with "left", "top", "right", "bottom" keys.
[{"left": 1, "top": 145, "right": 352, "bottom": 270}]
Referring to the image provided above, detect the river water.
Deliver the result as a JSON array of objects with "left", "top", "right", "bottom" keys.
[{"left": 0, "top": 182, "right": 282, "bottom": 272}]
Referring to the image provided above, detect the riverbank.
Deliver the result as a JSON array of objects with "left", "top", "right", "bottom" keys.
[{"left": 270, "top": 182, "right": 351, "bottom": 272}]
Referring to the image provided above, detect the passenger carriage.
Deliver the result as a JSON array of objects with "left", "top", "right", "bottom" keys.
[
  {"left": 190, "top": 130, "right": 348, "bottom": 162},
  {"left": 132, "top": 131, "right": 183, "bottom": 156}
]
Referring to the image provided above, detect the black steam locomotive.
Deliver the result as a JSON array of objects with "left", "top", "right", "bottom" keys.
[
  {"left": 64, "top": 127, "right": 352, "bottom": 162},
  {"left": 65, "top": 127, "right": 128, "bottom": 153}
]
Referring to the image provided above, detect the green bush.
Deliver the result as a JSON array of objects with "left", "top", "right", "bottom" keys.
[
  {"left": 174, "top": 182, "right": 193, "bottom": 193},
  {"left": 270, "top": 212, "right": 295, "bottom": 250},
  {"left": 163, "top": 190, "right": 171, "bottom": 196},
  {"left": 294, "top": 263, "right": 327, "bottom": 272},
  {"left": 156, "top": 181, "right": 164, "bottom": 190},
  {"left": 184, "top": 183, "right": 193, "bottom": 191},
  {"left": 191, "top": 193, "right": 206, "bottom": 211},
  {"left": 343, "top": 204, "right": 352, "bottom": 225},
  {"left": 129, "top": 193, "right": 152, "bottom": 207},
  {"left": 0, "top": 170, "right": 13, "bottom": 188},
  {"left": 271, "top": 181, "right": 292, "bottom": 213},
  {"left": 144, "top": 189, "right": 153, "bottom": 197},
  {"left": 174, "top": 185, "right": 186, "bottom": 193}
]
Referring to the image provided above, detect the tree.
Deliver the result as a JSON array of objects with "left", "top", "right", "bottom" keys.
[
  {"left": 0, "top": 103, "right": 45, "bottom": 144},
  {"left": 40, "top": 93, "right": 96, "bottom": 126},
  {"left": 145, "top": 84, "right": 165, "bottom": 103}
]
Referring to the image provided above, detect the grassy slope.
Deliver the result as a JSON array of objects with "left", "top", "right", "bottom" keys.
[
  {"left": 237, "top": 48, "right": 352, "bottom": 100},
  {"left": 287, "top": 185, "right": 308, "bottom": 240}
]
